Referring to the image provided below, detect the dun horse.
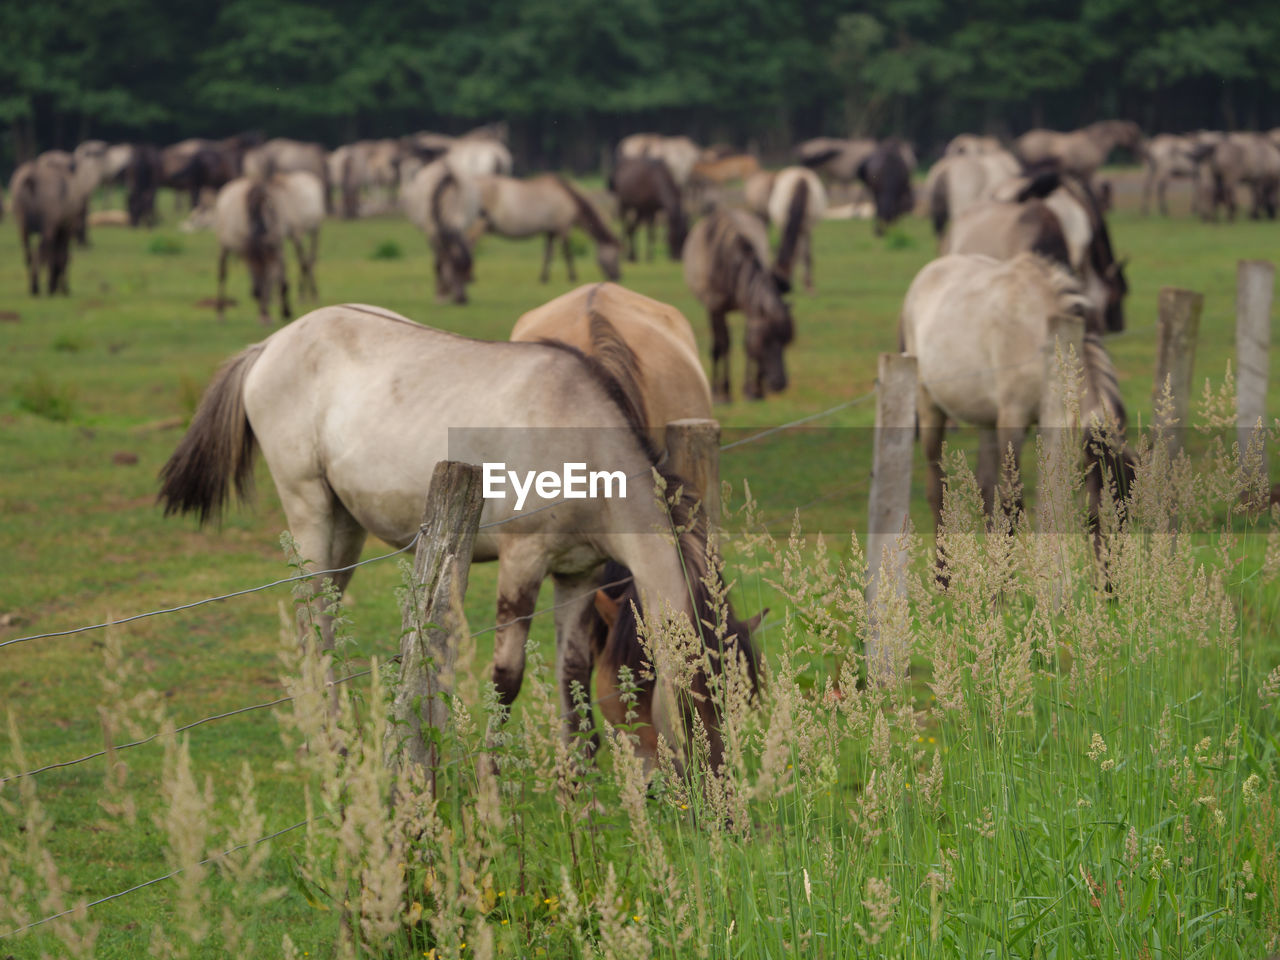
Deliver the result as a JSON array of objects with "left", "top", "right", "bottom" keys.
[
  {"left": 159, "top": 303, "right": 760, "bottom": 771},
  {"left": 683, "top": 208, "right": 795, "bottom": 401},
  {"left": 901, "top": 252, "right": 1131, "bottom": 529},
  {"left": 924, "top": 149, "right": 1021, "bottom": 237},
  {"left": 765, "top": 167, "right": 827, "bottom": 293},
  {"left": 402, "top": 159, "right": 478, "bottom": 304},
  {"left": 617, "top": 134, "right": 703, "bottom": 188},
  {"left": 1014, "top": 120, "right": 1144, "bottom": 182},
  {"left": 1198, "top": 132, "right": 1280, "bottom": 221},
  {"left": 608, "top": 156, "right": 688, "bottom": 261},
  {"left": 10, "top": 153, "right": 79, "bottom": 295},
  {"left": 243, "top": 138, "right": 332, "bottom": 214},
  {"left": 473, "top": 174, "right": 622, "bottom": 284},
  {"left": 1142, "top": 133, "right": 1207, "bottom": 216},
  {"left": 212, "top": 177, "right": 289, "bottom": 325}
]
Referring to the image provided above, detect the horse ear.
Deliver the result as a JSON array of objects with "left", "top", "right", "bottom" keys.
[
  {"left": 743, "top": 608, "right": 769, "bottom": 634},
  {"left": 593, "top": 590, "right": 621, "bottom": 628}
]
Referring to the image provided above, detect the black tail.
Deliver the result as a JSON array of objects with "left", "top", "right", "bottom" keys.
[{"left": 774, "top": 178, "right": 809, "bottom": 281}]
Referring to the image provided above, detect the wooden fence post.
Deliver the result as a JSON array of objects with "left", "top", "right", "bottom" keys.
[
  {"left": 1154, "top": 287, "right": 1204, "bottom": 459},
  {"left": 865, "top": 353, "right": 917, "bottom": 680},
  {"left": 1236, "top": 260, "right": 1273, "bottom": 489},
  {"left": 1038, "top": 314, "right": 1085, "bottom": 534},
  {"left": 665, "top": 418, "right": 721, "bottom": 531},
  {"left": 388, "top": 461, "right": 484, "bottom": 785}
]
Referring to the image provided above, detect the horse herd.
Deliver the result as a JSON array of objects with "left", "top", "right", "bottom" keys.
[{"left": 135, "top": 119, "right": 1205, "bottom": 772}]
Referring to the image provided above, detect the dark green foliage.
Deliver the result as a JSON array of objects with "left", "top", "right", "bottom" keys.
[{"left": 4, "top": 0, "right": 1280, "bottom": 168}]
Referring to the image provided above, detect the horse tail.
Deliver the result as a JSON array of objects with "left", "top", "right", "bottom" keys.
[
  {"left": 1016, "top": 169, "right": 1061, "bottom": 202},
  {"left": 775, "top": 176, "right": 809, "bottom": 278},
  {"left": 246, "top": 181, "right": 273, "bottom": 256},
  {"left": 930, "top": 169, "right": 949, "bottom": 236},
  {"left": 431, "top": 168, "right": 472, "bottom": 277},
  {"left": 553, "top": 175, "right": 618, "bottom": 246},
  {"left": 158, "top": 343, "right": 266, "bottom": 525}
]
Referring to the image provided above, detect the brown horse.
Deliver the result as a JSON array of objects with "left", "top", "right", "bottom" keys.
[
  {"left": 125, "top": 144, "right": 163, "bottom": 227},
  {"left": 244, "top": 138, "right": 332, "bottom": 214},
  {"left": 683, "top": 208, "right": 794, "bottom": 401},
  {"left": 1014, "top": 120, "right": 1144, "bottom": 181},
  {"left": 609, "top": 156, "right": 688, "bottom": 261},
  {"left": 10, "top": 153, "right": 79, "bottom": 295},
  {"left": 162, "top": 133, "right": 261, "bottom": 210},
  {"left": 795, "top": 137, "right": 878, "bottom": 184},
  {"left": 616, "top": 134, "right": 703, "bottom": 188},
  {"left": 856, "top": 139, "right": 915, "bottom": 234},
  {"left": 473, "top": 174, "right": 622, "bottom": 284}
]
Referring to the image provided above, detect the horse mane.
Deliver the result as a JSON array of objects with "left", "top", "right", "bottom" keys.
[
  {"left": 775, "top": 176, "right": 809, "bottom": 280},
  {"left": 430, "top": 168, "right": 472, "bottom": 276},
  {"left": 1036, "top": 255, "right": 1122, "bottom": 425},
  {"left": 552, "top": 175, "right": 619, "bottom": 247},
  {"left": 1059, "top": 172, "right": 1128, "bottom": 319},
  {"left": 708, "top": 210, "right": 793, "bottom": 332},
  {"left": 245, "top": 180, "right": 274, "bottom": 255}
]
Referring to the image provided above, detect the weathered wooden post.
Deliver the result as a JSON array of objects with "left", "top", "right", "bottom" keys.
[
  {"left": 865, "top": 353, "right": 917, "bottom": 680},
  {"left": 1037, "top": 313, "right": 1085, "bottom": 533},
  {"left": 1236, "top": 260, "right": 1273, "bottom": 490},
  {"left": 665, "top": 418, "right": 721, "bottom": 530},
  {"left": 389, "top": 461, "right": 484, "bottom": 785},
  {"left": 1153, "top": 287, "right": 1204, "bottom": 459}
]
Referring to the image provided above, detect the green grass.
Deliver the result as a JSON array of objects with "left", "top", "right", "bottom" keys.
[{"left": 0, "top": 175, "right": 1277, "bottom": 957}]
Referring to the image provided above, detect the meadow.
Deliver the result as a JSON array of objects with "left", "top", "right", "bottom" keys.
[{"left": 1, "top": 175, "right": 1278, "bottom": 958}]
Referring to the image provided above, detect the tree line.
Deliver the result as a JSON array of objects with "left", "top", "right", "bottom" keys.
[{"left": 4, "top": 0, "right": 1278, "bottom": 172}]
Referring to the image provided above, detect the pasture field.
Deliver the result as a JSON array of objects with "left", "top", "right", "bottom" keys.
[{"left": 1, "top": 176, "right": 1279, "bottom": 958}]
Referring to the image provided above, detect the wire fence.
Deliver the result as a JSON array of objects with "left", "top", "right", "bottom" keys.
[{"left": 0, "top": 328, "right": 1160, "bottom": 939}]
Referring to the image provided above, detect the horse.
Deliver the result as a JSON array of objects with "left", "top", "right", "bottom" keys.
[
  {"left": 764, "top": 167, "right": 827, "bottom": 293},
  {"left": 212, "top": 177, "right": 290, "bottom": 325},
  {"left": 856, "top": 139, "right": 915, "bottom": 234},
  {"left": 943, "top": 171, "right": 1128, "bottom": 335},
  {"left": 616, "top": 134, "right": 703, "bottom": 188},
  {"left": 510, "top": 282, "right": 712, "bottom": 450},
  {"left": 1141, "top": 134, "right": 1206, "bottom": 216},
  {"left": 272, "top": 171, "right": 325, "bottom": 301},
  {"left": 901, "top": 252, "right": 1131, "bottom": 530},
  {"left": 158, "top": 302, "right": 761, "bottom": 772},
  {"left": 943, "top": 134, "right": 1004, "bottom": 157},
  {"left": 924, "top": 149, "right": 1021, "bottom": 237},
  {"left": 125, "top": 144, "right": 163, "bottom": 227},
  {"left": 9, "top": 153, "right": 79, "bottom": 295},
  {"left": 70, "top": 140, "right": 110, "bottom": 244},
  {"left": 683, "top": 208, "right": 794, "bottom": 402},
  {"left": 162, "top": 133, "right": 261, "bottom": 210},
  {"left": 1014, "top": 120, "right": 1144, "bottom": 182},
  {"left": 1198, "top": 133, "right": 1280, "bottom": 221},
  {"left": 243, "top": 139, "right": 332, "bottom": 214},
  {"left": 794, "top": 137, "right": 878, "bottom": 184},
  {"left": 334, "top": 139, "right": 402, "bottom": 218},
  {"left": 401, "top": 159, "right": 478, "bottom": 304},
  {"left": 472, "top": 174, "right": 622, "bottom": 284},
  {"left": 608, "top": 156, "right": 688, "bottom": 262}
]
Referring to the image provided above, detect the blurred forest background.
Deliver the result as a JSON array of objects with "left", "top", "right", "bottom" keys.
[{"left": 5, "top": 0, "right": 1280, "bottom": 170}]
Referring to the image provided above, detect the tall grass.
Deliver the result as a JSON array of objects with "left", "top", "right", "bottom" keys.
[{"left": 2, "top": 394, "right": 1276, "bottom": 959}]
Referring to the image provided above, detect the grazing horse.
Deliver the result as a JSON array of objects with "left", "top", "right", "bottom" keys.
[
  {"left": 943, "top": 171, "right": 1128, "bottom": 335},
  {"left": 1141, "top": 134, "right": 1206, "bottom": 216},
  {"left": 401, "top": 159, "right": 479, "bottom": 304},
  {"left": 1014, "top": 120, "right": 1144, "bottom": 182},
  {"left": 856, "top": 139, "right": 916, "bottom": 234},
  {"left": 272, "top": 172, "right": 325, "bottom": 301},
  {"left": 10, "top": 153, "right": 79, "bottom": 295},
  {"left": 901, "top": 253, "right": 1131, "bottom": 528},
  {"left": 473, "top": 174, "right": 622, "bottom": 284},
  {"left": 608, "top": 156, "right": 688, "bottom": 261},
  {"left": 162, "top": 133, "right": 261, "bottom": 210},
  {"left": 212, "top": 177, "right": 290, "bottom": 325},
  {"left": 1199, "top": 132, "right": 1280, "bottom": 221},
  {"left": 683, "top": 208, "right": 794, "bottom": 401},
  {"left": 795, "top": 137, "right": 878, "bottom": 184},
  {"left": 243, "top": 138, "right": 332, "bottom": 214},
  {"left": 617, "top": 134, "right": 703, "bottom": 188},
  {"left": 125, "top": 144, "right": 163, "bottom": 227},
  {"left": 71, "top": 140, "right": 110, "bottom": 244},
  {"left": 510, "top": 282, "right": 712, "bottom": 450},
  {"left": 924, "top": 150, "right": 1022, "bottom": 237},
  {"left": 333, "top": 139, "right": 402, "bottom": 218},
  {"left": 158, "top": 303, "right": 760, "bottom": 771},
  {"left": 765, "top": 167, "right": 827, "bottom": 293}
]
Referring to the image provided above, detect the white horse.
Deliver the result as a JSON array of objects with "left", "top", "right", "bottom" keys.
[
  {"left": 159, "top": 303, "right": 760, "bottom": 770},
  {"left": 901, "top": 252, "right": 1130, "bottom": 527},
  {"left": 473, "top": 174, "right": 621, "bottom": 283},
  {"left": 924, "top": 150, "right": 1021, "bottom": 237}
]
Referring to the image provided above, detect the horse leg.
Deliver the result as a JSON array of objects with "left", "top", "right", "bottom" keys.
[
  {"left": 919, "top": 395, "right": 947, "bottom": 531},
  {"left": 646, "top": 217, "right": 655, "bottom": 262},
  {"left": 491, "top": 540, "right": 547, "bottom": 708},
  {"left": 53, "top": 227, "right": 71, "bottom": 295},
  {"left": 216, "top": 247, "right": 229, "bottom": 322},
  {"left": 539, "top": 232, "right": 554, "bottom": 283},
  {"left": 290, "top": 235, "right": 309, "bottom": 301},
  {"left": 709, "top": 309, "right": 731, "bottom": 403},
  {"left": 307, "top": 229, "right": 319, "bottom": 299},
  {"left": 553, "top": 571, "right": 603, "bottom": 760},
  {"left": 976, "top": 428, "right": 1000, "bottom": 517},
  {"left": 277, "top": 257, "right": 292, "bottom": 324},
  {"left": 802, "top": 229, "right": 815, "bottom": 294},
  {"left": 20, "top": 229, "right": 36, "bottom": 296},
  {"left": 623, "top": 210, "right": 639, "bottom": 262},
  {"left": 561, "top": 233, "right": 577, "bottom": 282}
]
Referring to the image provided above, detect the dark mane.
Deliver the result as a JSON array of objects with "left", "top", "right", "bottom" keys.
[
  {"left": 552, "top": 175, "right": 619, "bottom": 246},
  {"left": 707, "top": 211, "right": 793, "bottom": 337},
  {"left": 1060, "top": 172, "right": 1128, "bottom": 331}
]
